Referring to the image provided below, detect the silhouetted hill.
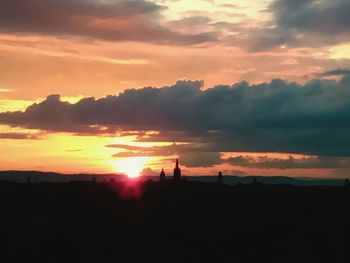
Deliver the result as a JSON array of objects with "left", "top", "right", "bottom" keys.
[
  {"left": 0, "top": 170, "right": 125, "bottom": 183},
  {"left": 0, "top": 170, "right": 346, "bottom": 186},
  {"left": 186, "top": 175, "right": 346, "bottom": 186}
]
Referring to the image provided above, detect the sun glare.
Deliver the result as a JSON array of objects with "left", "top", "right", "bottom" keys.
[{"left": 114, "top": 157, "right": 151, "bottom": 179}]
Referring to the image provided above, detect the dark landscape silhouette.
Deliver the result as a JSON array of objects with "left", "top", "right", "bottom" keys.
[
  {"left": 0, "top": 170, "right": 347, "bottom": 186},
  {"left": 1, "top": 160, "right": 350, "bottom": 262}
]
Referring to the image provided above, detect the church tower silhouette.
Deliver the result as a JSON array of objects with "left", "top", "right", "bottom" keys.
[
  {"left": 173, "top": 158, "right": 181, "bottom": 181},
  {"left": 160, "top": 168, "right": 166, "bottom": 182}
]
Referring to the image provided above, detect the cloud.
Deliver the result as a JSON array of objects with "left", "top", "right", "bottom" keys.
[
  {"left": 2, "top": 77, "right": 350, "bottom": 157},
  {"left": 1, "top": 0, "right": 349, "bottom": 51},
  {"left": 168, "top": 16, "right": 213, "bottom": 29},
  {"left": 0, "top": 132, "right": 42, "bottom": 139},
  {"left": 168, "top": 16, "right": 241, "bottom": 36},
  {"left": 243, "top": 0, "right": 350, "bottom": 51},
  {"left": 180, "top": 152, "right": 222, "bottom": 167},
  {"left": 0, "top": 0, "right": 216, "bottom": 45},
  {"left": 317, "top": 68, "right": 350, "bottom": 77},
  {"left": 0, "top": 88, "right": 12, "bottom": 93},
  {"left": 106, "top": 144, "right": 147, "bottom": 151},
  {"left": 225, "top": 155, "right": 350, "bottom": 170},
  {"left": 270, "top": 0, "right": 350, "bottom": 35},
  {"left": 219, "top": 4, "right": 241, "bottom": 9},
  {"left": 108, "top": 142, "right": 221, "bottom": 167}
]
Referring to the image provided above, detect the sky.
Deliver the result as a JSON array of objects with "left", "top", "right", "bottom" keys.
[{"left": 1, "top": 0, "right": 350, "bottom": 178}]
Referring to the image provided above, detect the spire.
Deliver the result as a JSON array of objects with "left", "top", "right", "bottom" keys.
[
  {"left": 160, "top": 168, "right": 166, "bottom": 182},
  {"left": 173, "top": 158, "right": 181, "bottom": 182}
]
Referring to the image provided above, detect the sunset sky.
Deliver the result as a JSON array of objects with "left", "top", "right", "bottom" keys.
[{"left": 1, "top": 0, "right": 350, "bottom": 178}]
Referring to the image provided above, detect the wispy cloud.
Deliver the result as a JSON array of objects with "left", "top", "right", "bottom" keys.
[
  {"left": 0, "top": 88, "right": 12, "bottom": 93},
  {"left": 0, "top": 132, "right": 43, "bottom": 139}
]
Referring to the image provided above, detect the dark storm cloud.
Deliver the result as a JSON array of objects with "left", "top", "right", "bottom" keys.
[
  {"left": 0, "top": 0, "right": 216, "bottom": 45},
  {"left": 246, "top": 0, "right": 350, "bottom": 50},
  {"left": 226, "top": 155, "right": 350, "bottom": 170},
  {"left": 271, "top": 0, "right": 350, "bottom": 35},
  {"left": 2, "top": 77, "right": 350, "bottom": 157},
  {"left": 317, "top": 69, "right": 350, "bottom": 77}
]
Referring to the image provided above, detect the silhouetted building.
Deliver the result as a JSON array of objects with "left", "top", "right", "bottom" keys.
[
  {"left": 345, "top": 178, "right": 350, "bottom": 187},
  {"left": 250, "top": 177, "right": 263, "bottom": 186},
  {"left": 160, "top": 169, "right": 166, "bottom": 182},
  {"left": 218, "top": 171, "right": 223, "bottom": 184},
  {"left": 173, "top": 159, "right": 181, "bottom": 181}
]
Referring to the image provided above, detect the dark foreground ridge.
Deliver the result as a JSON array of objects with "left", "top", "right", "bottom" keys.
[
  {"left": 0, "top": 170, "right": 347, "bottom": 186},
  {"left": 1, "top": 179, "right": 350, "bottom": 262}
]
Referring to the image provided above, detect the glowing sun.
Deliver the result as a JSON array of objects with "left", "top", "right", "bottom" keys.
[{"left": 114, "top": 157, "right": 151, "bottom": 178}]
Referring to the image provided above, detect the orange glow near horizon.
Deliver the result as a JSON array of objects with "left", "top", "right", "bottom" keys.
[
  {"left": 0, "top": 123, "right": 343, "bottom": 178},
  {"left": 113, "top": 157, "right": 152, "bottom": 178}
]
